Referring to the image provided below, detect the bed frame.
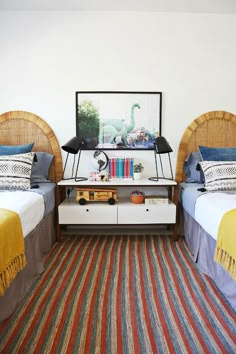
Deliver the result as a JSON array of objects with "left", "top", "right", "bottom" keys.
[
  {"left": 0, "top": 110, "right": 63, "bottom": 321},
  {"left": 0, "top": 110, "right": 62, "bottom": 183},
  {"left": 175, "top": 110, "right": 236, "bottom": 310},
  {"left": 176, "top": 110, "right": 236, "bottom": 183}
]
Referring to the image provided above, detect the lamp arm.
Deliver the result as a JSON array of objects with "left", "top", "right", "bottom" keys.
[
  {"left": 168, "top": 153, "right": 174, "bottom": 180},
  {"left": 158, "top": 154, "right": 164, "bottom": 177},
  {"left": 148, "top": 149, "right": 159, "bottom": 181},
  {"left": 71, "top": 154, "right": 76, "bottom": 178},
  {"left": 154, "top": 150, "right": 159, "bottom": 180},
  {"left": 74, "top": 149, "right": 88, "bottom": 182},
  {"left": 75, "top": 149, "right": 82, "bottom": 180},
  {"left": 62, "top": 152, "right": 69, "bottom": 180}
]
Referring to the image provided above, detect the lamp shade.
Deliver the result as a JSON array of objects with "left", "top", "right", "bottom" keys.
[
  {"left": 61, "top": 137, "right": 86, "bottom": 154},
  {"left": 154, "top": 136, "right": 172, "bottom": 154}
]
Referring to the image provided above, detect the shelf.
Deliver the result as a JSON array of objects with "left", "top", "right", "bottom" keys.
[
  {"left": 57, "top": 177, "right": 179, "bottom": 240},
  {"left": 58, "top": 178, "right": 177, "bottom": 187}
]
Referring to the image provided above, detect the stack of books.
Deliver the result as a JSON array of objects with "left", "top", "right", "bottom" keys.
[
  {"left": 109, "top": 157, "right": 134, "bottom": 179},
  {"left": 145, "top": 196, "right": 169, "bottom": 204}
]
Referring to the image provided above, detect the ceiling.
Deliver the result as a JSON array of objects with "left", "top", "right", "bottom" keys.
[{"left": 1, "top": 0, "right": 236, "bottom": 13}]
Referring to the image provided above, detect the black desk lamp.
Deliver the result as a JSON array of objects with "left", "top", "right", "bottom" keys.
[
  {"left": 61, "top": 137, "right": 88, "bottom": 181},
  {"left": 149, "top": 136, "right": 173, "bottom": 181}
]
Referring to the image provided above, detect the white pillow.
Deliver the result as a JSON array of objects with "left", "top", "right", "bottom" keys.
[
  {"left": 199, "top": 161, "right": 236, "bottom": 191},
  {"left": 0, "top": 152, "right": 35, "bottom": 190}
]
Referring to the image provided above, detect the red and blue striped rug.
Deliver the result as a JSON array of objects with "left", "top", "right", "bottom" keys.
[{"left": 0, "top": 235, "right": 235, "bottom": 353}]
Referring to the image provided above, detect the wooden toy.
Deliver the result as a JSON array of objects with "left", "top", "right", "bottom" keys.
[{"left": 76, "top": 187, "right": 118, "bottom": 205}]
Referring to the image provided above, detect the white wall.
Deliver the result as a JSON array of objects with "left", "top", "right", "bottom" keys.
[{"left": 1, "top": 11, "right": 236, "bottom": 178}]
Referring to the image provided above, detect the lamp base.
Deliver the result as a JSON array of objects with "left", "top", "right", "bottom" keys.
[
  {"left": 75, "top": 177, "right": 88, "bottom": 182},
  {"left": 148, "top": 177, "right": 159, "bottom": 182},
  {"left": 149, "top": 176, "right": 173, "bottom": 182},
  {"left": 62, "top": 177, "right": 75, "bottom": 181}
]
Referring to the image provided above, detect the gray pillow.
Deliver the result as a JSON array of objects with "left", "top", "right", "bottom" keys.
[
  {"left": 31, "top": 152, "right": 54, "bottom": 183},
  {"left": 184, "top": 151, "right": 204, "bottom": 183}
]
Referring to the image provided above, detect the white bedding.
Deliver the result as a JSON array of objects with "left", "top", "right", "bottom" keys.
[
  {"left": 0, "top": 191, "right": 44, "bottom": 238},
  {"left": 194, "top": 192, "right": 236, "bottom": 240}
]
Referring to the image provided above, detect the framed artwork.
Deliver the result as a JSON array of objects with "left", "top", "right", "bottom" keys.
[{"left": 76, "top": 91, "right": 162, "bottom": 150}]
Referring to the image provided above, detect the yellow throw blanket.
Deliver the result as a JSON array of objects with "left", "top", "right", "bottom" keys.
[
  {"left": 0, "top": 208, "right": 27, "bottom": 296},
  {"left": 214, "top": 208, "right": 236, "bottom": 281}
]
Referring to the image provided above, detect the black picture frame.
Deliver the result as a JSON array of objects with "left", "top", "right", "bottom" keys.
[{"left": 76, "top": 91, "right": 162, "bottom": 150}]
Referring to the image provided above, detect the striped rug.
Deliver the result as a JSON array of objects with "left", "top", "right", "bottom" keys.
[{"left": 0, "top": 235, "right": 235, "bottom": 353}]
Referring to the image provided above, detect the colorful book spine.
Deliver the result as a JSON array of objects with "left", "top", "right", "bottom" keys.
[
  {"left": 117, "top": 157, "right": 124, "bottom": 178},
  {"left": 109, "top": 158, "right": 117, "bottom": 178},
  {"left": 124, "top": 157, "right": 134, "bottom": 178},
  {"left": 109, "top": 157, "right": 134, "bottom": 179},
  {"left": 130, "top": 158, "right": 134, "bottom": 178}
]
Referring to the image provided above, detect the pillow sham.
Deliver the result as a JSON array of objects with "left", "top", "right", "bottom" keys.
[
  {"left": 199, "top": 146, "right": 236, "bottom": 161},
  {"left": 31, "top": 152, "right": 54, "bottom": 183},
  {"left": 199, "top": 161, "right": 236, "bottom": 191},
  {"left": 0, "top": 152, "right": 34, "bottom": 190},
  {"left": 0, "top": 143, "right": 34, "bottom": 155},
  {"left": 184, "top": 151, "right": 204, "bottom": 183}
]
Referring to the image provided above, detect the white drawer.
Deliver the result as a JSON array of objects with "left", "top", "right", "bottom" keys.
[
  {"left": 118, "top": 203, "right": 176, "bottom": 224},
  {"left": 58, "top": 199, "right": 117, "bottom": 224}
]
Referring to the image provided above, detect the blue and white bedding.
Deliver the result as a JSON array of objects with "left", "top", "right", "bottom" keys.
[
  {"left": 180, "top": 182, "right": 236, "bottom": 310},
  {"left": 179, "top": 183, "right": 204, "bottom": 218},
  {"left": 180, "top": 183, "right": 236, "bottom": 240},
  {"left": 194, "top": 192, "right": 236, "bottom": 241},
  {"left": 31, "top": 182, "right": 56, "bottom": 215},
  {"left": 0, "top": 182, "right": 55, "bottom": 238}
]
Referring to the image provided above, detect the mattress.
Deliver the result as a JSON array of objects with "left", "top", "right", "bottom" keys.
[
  {"left": 0, "top": 183, "right": 56, "bottom": 238},
  {"left": 180, "top": 183, "right": 236, "bottom": 240},
  {"left": 0, "top": 191, "right": 44, "bottom": 238},
  {"left": 179, "top": 182, "right": 205, "bottom": 218},
  {"left": 31, "top": 182, "right": 56, "bottom": 215}
]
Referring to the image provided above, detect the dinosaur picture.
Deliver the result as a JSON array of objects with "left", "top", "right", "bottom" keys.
[
  {"left": 76, "top": 91, "right": 162, "bottom": 150},
  {"left": 99, "top": 103, "right": 141, "bottom": 146}
]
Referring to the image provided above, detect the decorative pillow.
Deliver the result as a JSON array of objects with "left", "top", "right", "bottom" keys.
[
  {"left": 31, "top": 152, "right": 54, "bottom": 183},
  {"left": 199, "top": 161, "right": 236, "bottom": 191},
  {"left": 0, "top": 143, "right": 34, "bottom": 155},
  {"left": 184, "top": 151, "right": 204, "bottom": 183},
  {"left": 199, "top": 146, "right": 236, "bottom": 161},
  {"left": 0, "top": 152, "right": 35, "bottom": 190}
]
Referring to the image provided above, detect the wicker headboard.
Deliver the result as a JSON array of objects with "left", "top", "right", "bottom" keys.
[
  {"left": 175, "top": 110, "right": 236, "bottom": 183},
  {"left": 0, "top": 110, "right": 63, "bottom": 183}
]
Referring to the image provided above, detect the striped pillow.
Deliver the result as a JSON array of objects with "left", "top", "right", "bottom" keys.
[
  {"left": 199, "top": 161, "right": 236, "bottom": 191},
  {"left": 0, "top": 152, "right": 35, "bottom": 190}
]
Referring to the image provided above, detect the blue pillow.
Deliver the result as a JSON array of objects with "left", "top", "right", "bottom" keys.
[
  {"left": 31, "top": 152, "right": 54, "bottom": 183},
  {"left": 0, "top": 143, "right": 34, "bottom": 155},
  {"left": 184, "top": 151, "right": 204, "bottom": 183},
  {"left": 198, "top": 146, "right": 236, "bottom": 161}
]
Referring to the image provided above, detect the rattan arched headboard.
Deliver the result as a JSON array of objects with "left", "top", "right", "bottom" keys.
[
  {"left": 175, "top": 110, "right": 236, "bottom": 183},
  {"left": 0, "top": 110, "right": 63, "bottom": 183}
]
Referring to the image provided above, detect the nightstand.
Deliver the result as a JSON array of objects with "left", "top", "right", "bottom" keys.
[{"left": 57, "top": 178, "right": 178, "bottom": 240}]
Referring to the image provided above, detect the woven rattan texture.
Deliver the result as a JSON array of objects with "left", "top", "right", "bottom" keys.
[
  {"left": 175, "top": 111, "right": 236, "bottom": 183},
  {"left": 0, "top": 111, "right": 63, "bottom": 183}
]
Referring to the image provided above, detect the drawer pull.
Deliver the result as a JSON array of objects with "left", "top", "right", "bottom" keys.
[
  {"left": 86, "top": 209, "right": 89, "bottom": 212},
  {"left": 146, "top": 208, "right": 149, "bottom": 212}
]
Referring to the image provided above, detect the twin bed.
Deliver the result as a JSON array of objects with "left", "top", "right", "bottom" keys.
[
  {"left": 1, "top": 109, "right": 235, "bottom": 322},
  {"left": 176, "top": 110, "right": 236, "bottom": 310},
  {"left": 0, "top": 111, "right": 62, "bottom": 321}
]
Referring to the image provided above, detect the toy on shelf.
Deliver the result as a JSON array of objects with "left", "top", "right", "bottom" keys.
[
  {"left": 89, "top": 171, "right": 110, "bottom": 182},
  {"left": 76, "top": 187, "right": 118, "bottom": 205}
]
